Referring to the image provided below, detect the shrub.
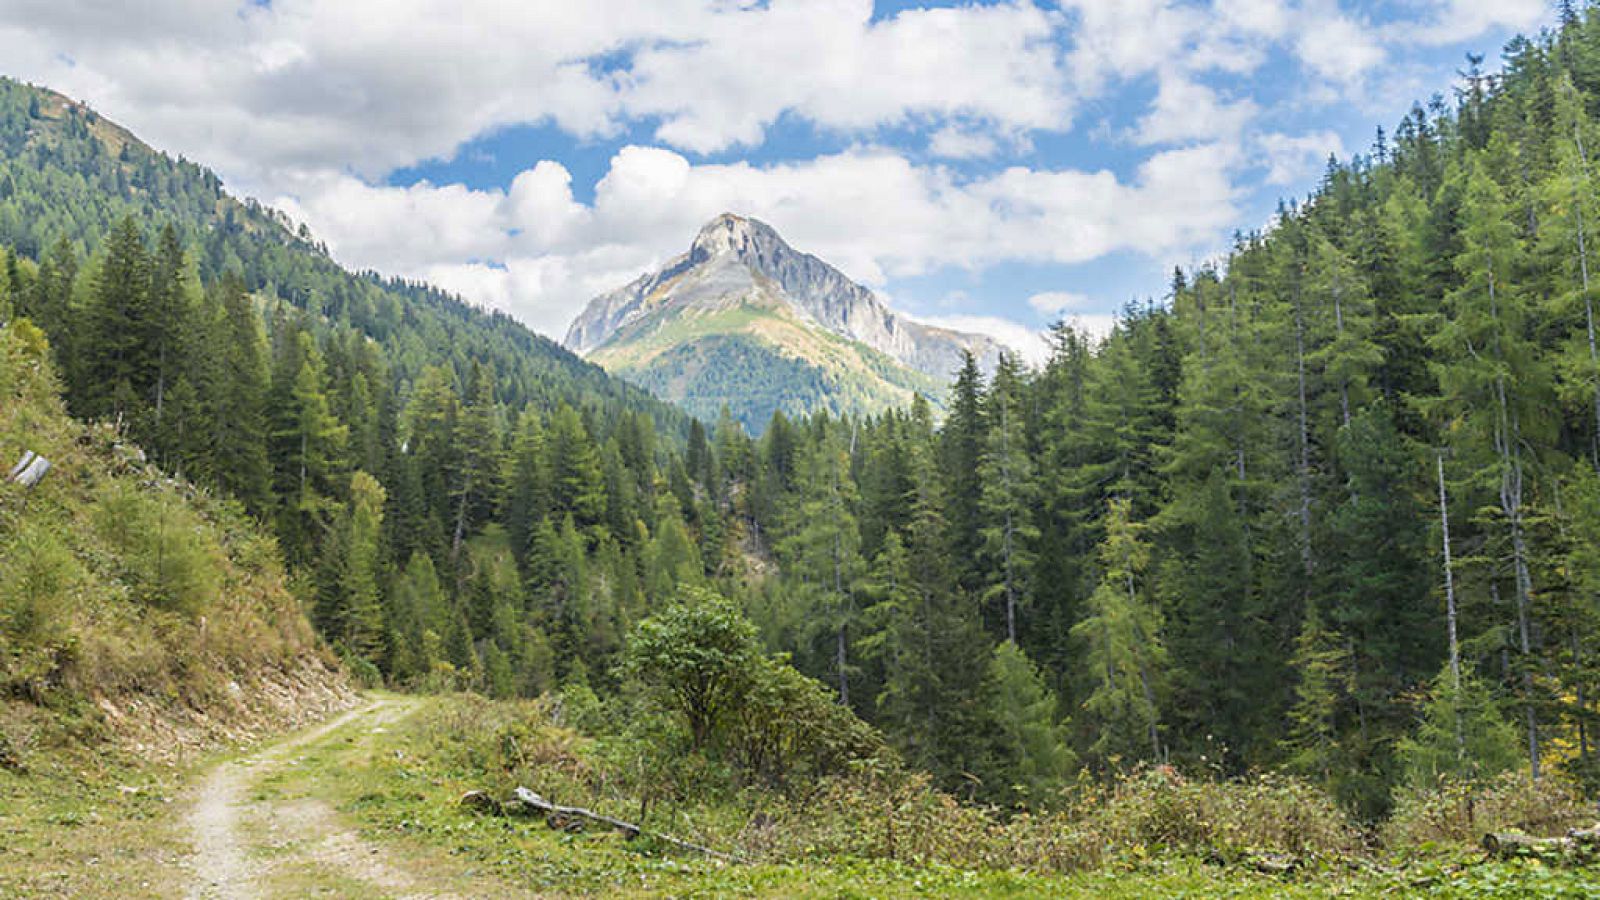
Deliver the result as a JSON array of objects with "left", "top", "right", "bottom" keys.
[
  {"left": 622, "top": 587, "right": 761, "bottom": 751},
  {"left": 727, "top": 655, "right": 885, "bottom": 789},
  {"left": 93, "top": 482, "right": 223, "bottom": 616},
  {"left": 0, "top": 522, "right": 83, "bottom": 696},
  {"left": 1383, "top": 770, "right": 1592, "bottom": 850},
  {"left": 1075, "top": 767, "right": 1361, "bottom": 863}
]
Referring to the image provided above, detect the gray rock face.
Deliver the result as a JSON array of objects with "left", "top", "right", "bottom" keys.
[{"left": 563, "top": 213, "right": 1000, "bottom": 382}]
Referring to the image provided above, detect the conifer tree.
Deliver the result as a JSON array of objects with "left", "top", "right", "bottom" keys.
[
  {"left": 335, "top": 471, "right": 387, "bottom": 663},
  {"left": 1074, "top": 497, "right": 1165, "bottom": 770},
  {"left": 978, "top": 353, "right": 1038, "bottom": 643},
  {"left": 1398, "top": 667, "right": 1522, "bottom": 787},
  {"left": 980, "top": 641, "right": 1076, "bottom": 808}
]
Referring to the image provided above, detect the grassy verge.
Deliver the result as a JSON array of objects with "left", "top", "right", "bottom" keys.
[
  {"left": 0, "top": 741, "right": 193, "bottom": 898},
  {"left": 290, "top": 695, "right": 1600, "bottom": 898}
]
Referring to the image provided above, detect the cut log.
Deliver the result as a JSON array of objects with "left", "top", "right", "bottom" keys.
[
  {"left": 7, "top": 450, "right": 50, "bottom": 487},
  {"left": 1482, "top": 827, "right": 1600, "bottom": 863},
  {"left": 458, "top": 789, "right": 502, "bottom": 815},
  {"left": 510, "top": 787, "right": 741, "bottom": 863},
  {"left": 1482, "top": 831, "right": 1563, "bottom": 857}
]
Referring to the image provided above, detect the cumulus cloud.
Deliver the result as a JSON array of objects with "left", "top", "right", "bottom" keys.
[
  {"left": 1028, "top": 291, "right": 1094, "bottom": 315},
  {"left": 278, "top": 143, "right": 1242, "bottom": 339},
  {"left": 1134, "top": 75, "right": 1258, "bottom": 145},
  {"left": 1409, "top": 0, "right": 1547, "bottom": 47},
  {"left": 1256, "top": 130, "right": 1345, "bottom": 186}
]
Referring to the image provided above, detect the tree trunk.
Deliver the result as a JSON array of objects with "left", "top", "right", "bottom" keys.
[
  {"left": 1438, "top": 452, "right": 1465, "bottom": 762},
  {"left": 1293, "top": 274, "right": 1313, "bottom": 582}
]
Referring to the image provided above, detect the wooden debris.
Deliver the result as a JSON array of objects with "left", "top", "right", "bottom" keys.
[
  {"left": 458, "top": 789, "right": 502, "bottom": 815},
  {"left": 1482, "top": 825, "right": 1600, "bottom": 863},
  {"left": 509, "top": 787, "right": 743, "bottom": 863},
  {"left": 7, "top": 450, "right": 50, "bottom": 487}
]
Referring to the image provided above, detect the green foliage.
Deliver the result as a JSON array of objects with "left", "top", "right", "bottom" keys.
[
  {"left": 623, "top": 587, "right": 764, "bottom": 750},
  {"left": 978, "top": 641, "right": 1076, "bottom": 808},
  {"left": 1074, "top": 498, "right": 1165, "bottom": 770},
  {"left": 1398, "top": 667, "right": 1524, "bottom": 789}
]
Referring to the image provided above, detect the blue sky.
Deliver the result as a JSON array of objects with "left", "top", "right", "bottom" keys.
[{"left": 0, "top": 0, "right": 1557, "bottom": 359}]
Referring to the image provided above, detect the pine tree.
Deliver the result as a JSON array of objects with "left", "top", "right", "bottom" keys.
[
  {"left": 782, "top": 421, "right": 863, "bottom": 706},
  {"left": 1430, "top": 149, "right": 1556, "bottom": 780},
  {"left": 81, "top": 216, "right": 149, "bottom": 420},
  {"left": 1285, "top": 602, "right": 1349, "bottom": 790},
  {"left": 980, "top": 641, "right": 1076, "bottom": 808},
  {"left": 941, "top": 351, "right": 986, "bottom": 592},
  {"left": 1398, "top": 666, "right": 1523, "bottom": 787},
  {"left": 272, "top": 331, "right": 349, "bottom": 564},
  {"left": 548, "top": 403, "right": 605, "bottom": 532},
  {"left": 1074, "top": 497, "right": 1165, "bottom": 770},
  {"left": 450, "top": 360, "right": 502, "bottom": 557},
  {"left": 977, "top": 353, "right": 1038, "bottom": 643},
  {"left": 336, "top": 471, "right": 387, "bottom": 663}
]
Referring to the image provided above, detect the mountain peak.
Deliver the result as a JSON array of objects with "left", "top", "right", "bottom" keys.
[
  {"left": 564, "top": 216, "right": 1003, "bottom": 429},
  {"left": 690, "top": 212, "right": 781, "bottom": 262}
]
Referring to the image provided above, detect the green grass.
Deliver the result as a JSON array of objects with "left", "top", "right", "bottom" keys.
[
  {"left": 286, "top": 696, "right": 1600, "bottom": 898},
  {"left": 4, "top": 693, "right": 1597, "bottom": 897}
]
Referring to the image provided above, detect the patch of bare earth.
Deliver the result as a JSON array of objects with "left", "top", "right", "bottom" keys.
[{"left": 184, "top": 696, "right": 480, "bottom": 900}]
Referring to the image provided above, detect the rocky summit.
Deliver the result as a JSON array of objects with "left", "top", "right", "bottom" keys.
[{"left": 564, "top": 213, "right": 1000, "bottom": 431}]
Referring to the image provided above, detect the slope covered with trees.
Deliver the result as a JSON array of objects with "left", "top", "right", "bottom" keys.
[
  {"left": 11, "top": 6, "right": 1600, "bottom": 845},
  {"left": 0, "top": 318, "right": 347, "bottom": 762},
  {"left": 701, "top": 6, "right": 1600, "bottom": 819}
]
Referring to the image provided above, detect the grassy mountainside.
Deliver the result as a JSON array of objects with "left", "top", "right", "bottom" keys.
[
  {"left": 0, "top": 320, "right": 349, "bottom": 768},
  {"left": 0, "top": 78, "right": 689, "bottom": 438},
  {"left": 591, "top": 298, "right": 943, "bottom": 431}
]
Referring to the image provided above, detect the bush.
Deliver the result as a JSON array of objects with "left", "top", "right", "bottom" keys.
[
  {"left": 1071, "top": 767, "right": 1361, "bottom": 863},
  {"left": 93, "top": 482, "right": 223, "bottom": 616},
  {"left": 0, "top": 522, "right": 83, "bottom": 696},
  {"left": 727, "top": 655, "right": 885, "bottom": 789},
  {"left": 1383, "top": 770, "right": 1592, "bottom": 851}
]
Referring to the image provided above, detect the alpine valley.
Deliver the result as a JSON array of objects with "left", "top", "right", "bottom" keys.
[{"left": 565, "top": 213, "right": 1001, "bottom": 431}]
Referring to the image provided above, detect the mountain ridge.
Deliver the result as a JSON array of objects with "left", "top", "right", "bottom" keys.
[{"left": 565, "top": 213, "right": 1001, "bottom": 429}]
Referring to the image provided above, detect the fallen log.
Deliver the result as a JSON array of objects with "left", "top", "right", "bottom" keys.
[
  {"left": 1482, "top": 826, "right": 1600, "bottom": 863},
  {"left": 458, "top": 789, "right": 502, "bottom": 815},
  {"left": 510, "top": 787, "right": 743, "bottom": 863},
  {"left": 7, "top": 450, "right": 50, "bottom": 487}
]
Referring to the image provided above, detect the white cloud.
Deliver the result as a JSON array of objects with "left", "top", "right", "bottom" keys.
[
  {"left": 1294, "top": 7, "right": 1384, "bottom": 83},
  {"left": 0, "top": 0, "right": 1081, "bottom": 195},
  {"left": 1135, "top": 75, "right": 1258, "bottom": 145},
  {"left": 1256, "top": 130, "right": 1345, "bottom": 186},
  {"left": 1409, "top": 0, "right": 1547, "bottom": 47},
  {"left": 279, "top": 143, "right": 1241, "bottom": 340},
  {"left": 918, "top": 315, "right": 1054, "bottom": 368},
  {"left": 1028, "top": 291, "right": 1093, "bottom": 315},
  {"left": 620, "top": 0, "right": 1072, "bottom": 154},
  {"left": 928, "top": 126, "right": 1001, "bottom": 160}
]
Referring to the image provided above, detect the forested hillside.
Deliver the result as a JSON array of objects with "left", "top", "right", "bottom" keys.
[
  {"left": 0, "top": 79, "right": 687, "bottom": 433},
  {"left": 10, "top": 6, "right": 1600, "bottom": 845},
  {"left": 712, "top": 8, "right": 1600, "bottom": 818},
  {"left": 0, "top": 77, "right": 712, "bottom": 701},
  {"left": 0, "top": 318, "right": 349, "bottom": 762}
]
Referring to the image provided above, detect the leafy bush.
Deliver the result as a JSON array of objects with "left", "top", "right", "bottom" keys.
[
  {"left": 1383, "top": 771, "right": 1592, "bottom": 850},
  {"left": 1060, "top": 767, "right": 1362, "bottom": 865},
  {"left": 622, "top": 586, "right": 885, "bottom": 789},
  {"left": 92, "top": 481, "right": 222, "bottom": 616},
  {"left": 0, "top": 522, "right": 83, "bottom": 697},
  {"left": 727, "top": 654, "right": 884, "bottom": 789}
]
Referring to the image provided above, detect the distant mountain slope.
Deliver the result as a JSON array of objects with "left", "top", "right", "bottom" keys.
[
  {"left": 0, "top": 78, "right": 690, "bottom": 437},
  {"left": 565, "top": 214, "right": 999, "bottom": 430}
]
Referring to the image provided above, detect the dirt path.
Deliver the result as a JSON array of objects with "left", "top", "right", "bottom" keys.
[{"left": 184, "top": 694, "right": 452, "bottom": 900}]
